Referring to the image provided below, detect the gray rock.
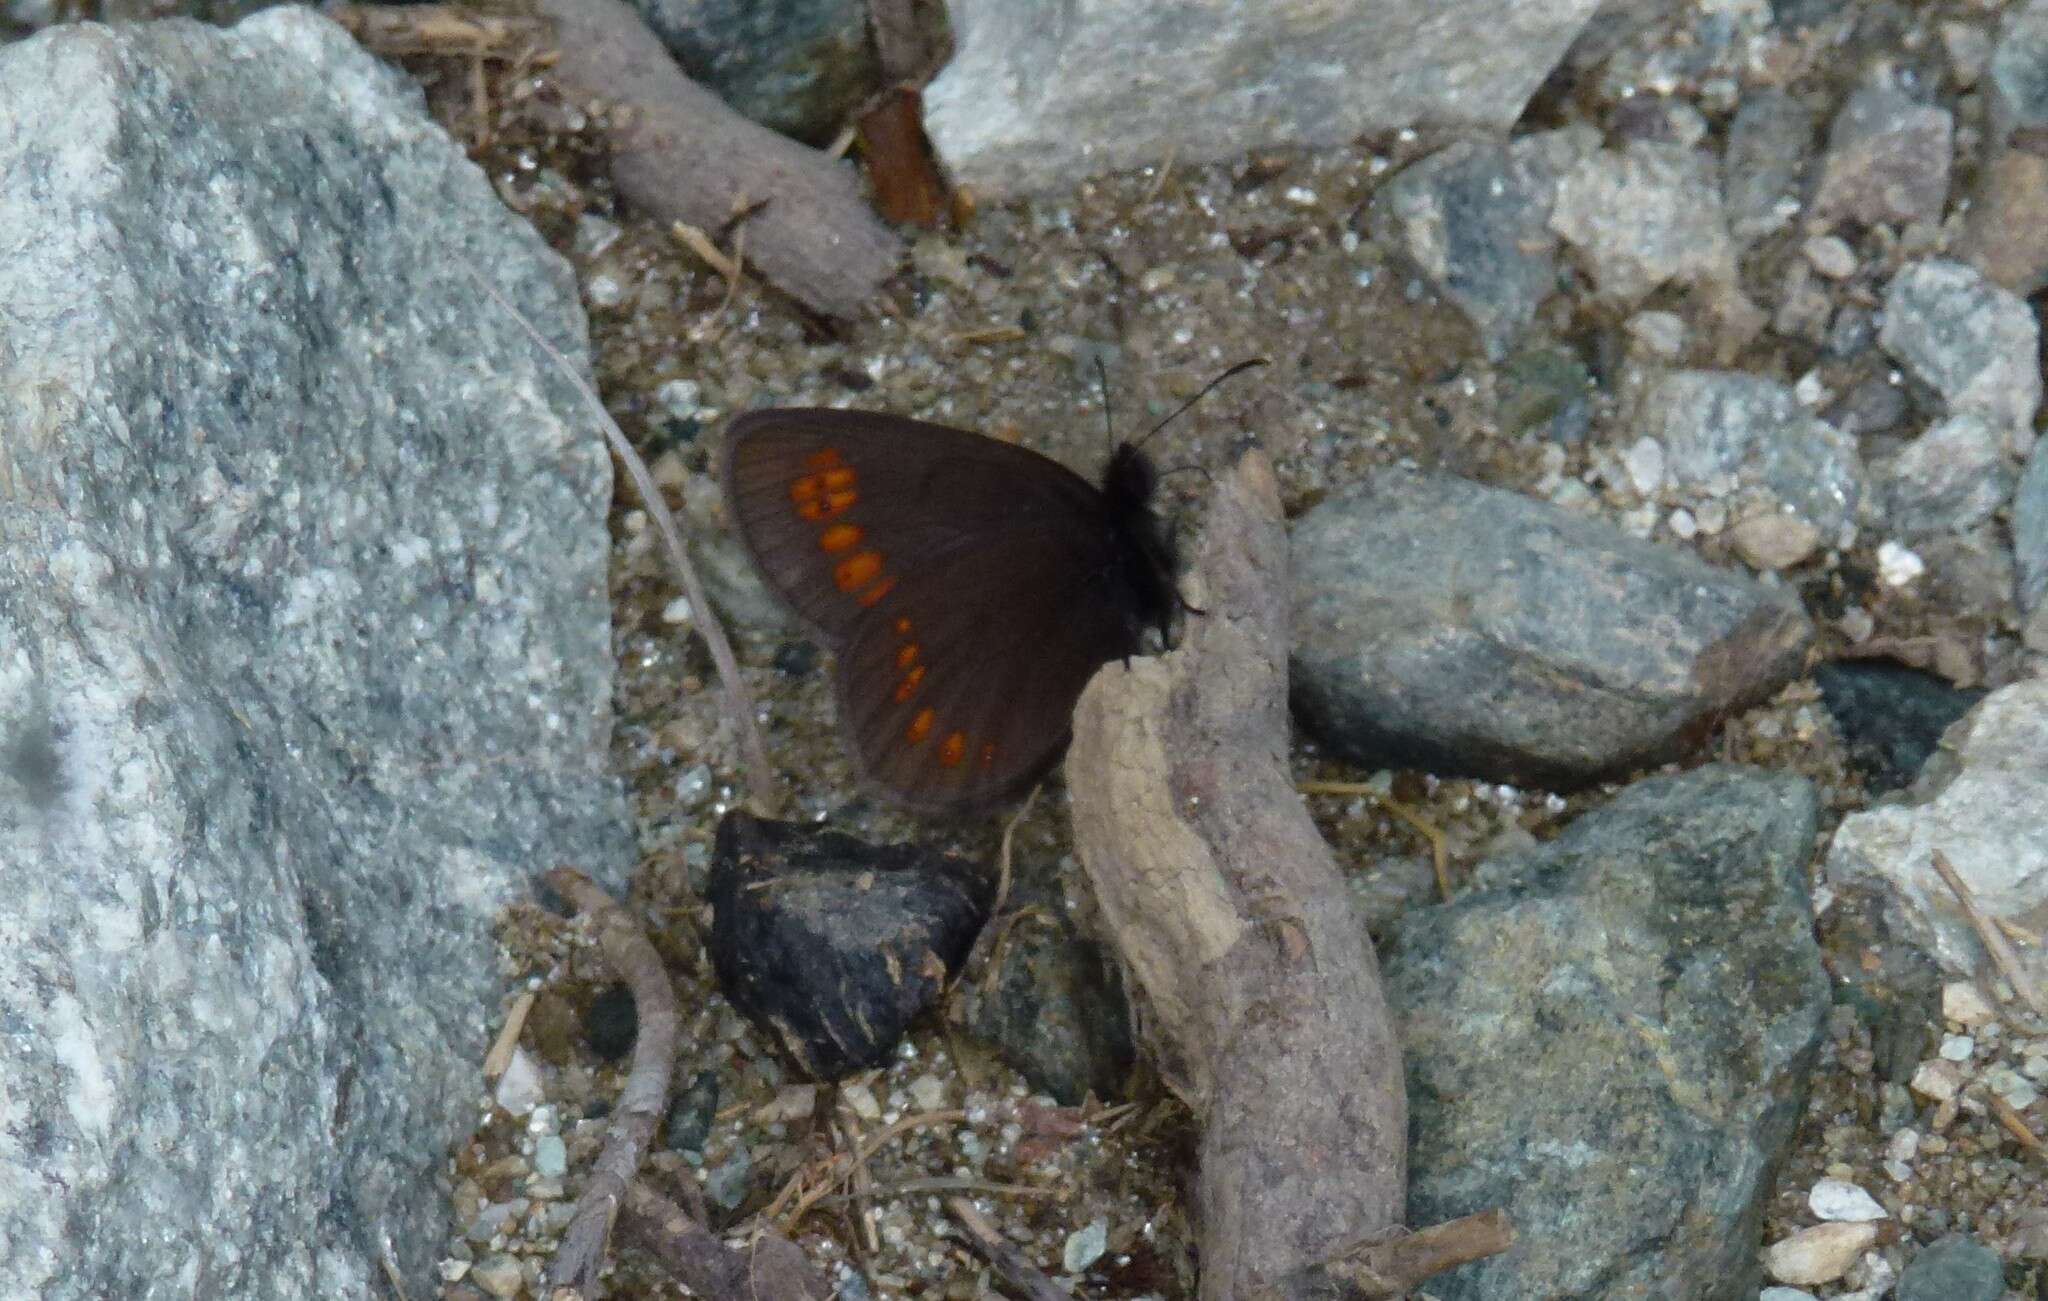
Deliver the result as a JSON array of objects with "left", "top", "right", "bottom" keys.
[
  {"left": 2017, "top": 440, "right": 2048, "bottom": 647},
  {"left": 1289, "top": 470, "right": 1812, "bottom": 788},
  {"left": 1370, "top": 130, "right": 1596, "bottom": 361},
  {"left": 1879, "top": 259, "right": 2043, "bottom": 451},
  {"left": 1958, "top": 147, "right": 2048, "bottom": 295},
  {"left": 707, "top": 813, "right": 987, "bottom": 1080},
  {"left": 1881, "top": 412, "right": 2013, "bottom": 537},
  {"left": 627, "top": 0, "right": 878, "bottom": 145},
  {"left": 1812, "top": 84, "right": 1955, "bottom": 227},
  {"left": 1989, "top": 0, "right": 2048, "bottom": 149},
  {"left": 1724, "top": 87, "right": 1817, "bottom": 242},
  {"left": 1497, "top": 343, "right": 1597, "bottom": 443},
  {"left": 1897, "top": 1233, "right": 2005, "bottom": 1301},
  {"left": 1635, "top": 369, "right": 1864, "bottom": 541},
  {"left": 1386, "top": 766, "right": 1829, "bottom": 1301},
  {"left": 924, "top": 0, "right": 1604, "bottom": 198},
  {"left": 0, "top": 13, "right": 631, "bottom": 1298},
  {"left": 959, "top": 871, "right": 1136, "bottom": 1105},
  {"left": 1826, "top": 374, "right": 1909, "bottom": 436},
  {"left": 1814, "top": 662, "right": 1988, "bottom": 796},
  {"left": 1825, "top": 679, "right": 2048, "bottom": 973},
  {"left": 1550, "top": 140, "right": 1737, "bottom": 303}
]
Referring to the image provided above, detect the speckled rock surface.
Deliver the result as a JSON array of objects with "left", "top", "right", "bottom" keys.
[
  {"left": 924, "top": 0, "right": 1603, "bottom": 198},
  {"left": 0, "top": 12, "right": 629, "bottom": 1298},
  {"left": 1385, "top": 766, "right": 1829, "bottom": 1301},
  {"left": 1824, "top": 679, "right": 2048, "bottom": 975},
  {"left": 1289, "top": 469, "right": 1813, "bottom": 788}
]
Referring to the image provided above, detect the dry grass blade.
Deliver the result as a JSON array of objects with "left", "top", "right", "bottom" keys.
[
  {"left": 1930, "top": 849, "right": 2048, "bottom": 1019},
  {"left": 947, "top": 1197, "right": 1074, "bottom": 1301}
]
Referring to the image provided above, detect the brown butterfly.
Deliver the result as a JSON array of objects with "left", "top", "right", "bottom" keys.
[{"left": 721, "top": 364, "right": 1261, "bottom": 814}]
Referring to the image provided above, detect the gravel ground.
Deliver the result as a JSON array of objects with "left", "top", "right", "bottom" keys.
[{"left": 404, "top": 4, "right": 2048, "bottom": 1298}]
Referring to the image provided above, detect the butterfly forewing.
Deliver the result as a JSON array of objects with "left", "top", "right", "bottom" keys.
[{"left": 722, "top": 410, "right": 1145, "bottom": 812}]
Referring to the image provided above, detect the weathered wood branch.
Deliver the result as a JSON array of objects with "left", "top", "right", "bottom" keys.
[
  {"left": 1067, "top": 452, "right": 1407, "bottom": 1300},
  {"left": 535, "top": 0, "right": 902, "bottom": 318}
]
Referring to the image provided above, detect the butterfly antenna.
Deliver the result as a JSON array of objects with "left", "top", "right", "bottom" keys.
[
  {"left": 1132, "top": 357, "right": 1269, "bottom": 450},
  {"left": 1094, "top": 353, "right": 1116, "bottom": 458}
]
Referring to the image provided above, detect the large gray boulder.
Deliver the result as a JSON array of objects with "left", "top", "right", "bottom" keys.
[{"left": 0, "top": 12, "right": 630, "bottom": 1297}]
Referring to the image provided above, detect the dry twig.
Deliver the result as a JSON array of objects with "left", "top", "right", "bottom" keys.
[
  {"left": 947, "top": 1197, "right": 1075, "bottom": 1301},
  {"left": 1067, "top": 453, "right": 1406, "bottom": 1298},
  {"left": 1248, "top": 1208, "right": 1517, "bottom": 1301},
  {"left": 542, "top": 868, "right": 681, "bottom": 1297},
  {"left": 535, "top": 0, "right": 901, "bottom": 317},
  {"left": 464, "top": 261, "right": 777, "bottom": 812},
  {"left": 330, "top": 4, "right": 554, "bottom": 64},
  {"left": 482, "top": 990, "right": 536, "bottom": 1080},
  {"left": 1930, "top": 849, "right": 2048, "bottom": 1019},
  {"left": 1991, "top": 1093, "right": 2046, "bottom": 1155}
]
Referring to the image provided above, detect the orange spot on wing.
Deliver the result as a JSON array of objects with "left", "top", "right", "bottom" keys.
[
  {"left": 834, "top": 551, "right": 883, "bottom": 592},
  {"left": 979, "top": 742, "right": 996, "bottom": 769},
  {"left": 895, "top": 643, "right": 920, "bottom": 670},
  {"left": 939, "top": 732, "right": 967, "bottom": 767},
  {"left": 893, "top": 665, "right": 926, "bottom": 703},
  {"left": 805, "top": 448, "right": 843, "bottom": 471},
  {"left": 820, "top": 467, "right": 856, "bottom": 491},
  {"left": 818, "top": 522, "right": 863, "bottom": 552},
  {"left": 894, "top": 616, "right": 913, "bottom": 636},
  {"left": 906, "top": 708, "right": 935, "bottom": 744},
  {"left": 790, "top": 475, "right": 822, "bottom": 504},
  {"left": 855, "top": 575, "right": 897, "bottom": 607}
]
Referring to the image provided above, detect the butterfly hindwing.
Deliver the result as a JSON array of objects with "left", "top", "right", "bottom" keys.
[{"left": 722, "top": 409, "right": 1147, "bottom": 811}]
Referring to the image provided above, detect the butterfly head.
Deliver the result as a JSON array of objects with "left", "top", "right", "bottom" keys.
[{"left": 1100, "top": 441, "right": 1183, "bottom": 654}]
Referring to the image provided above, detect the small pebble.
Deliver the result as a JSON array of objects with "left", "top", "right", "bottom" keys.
[
  {"left": 1760, "top": 1290, "right": 1819, "bottom": 1301},
  {"left": 1806, "top": 235, "right": 1859, "bottom": 280},
  {"left": 1911, "top": 1058, "right": 1965, "bottom": 1102},
  {"left": 1731, "top": 512, "right": 1822, "bottom": 570},
  {"left": 1941, "top": 981, "right": 1996, "bottom": 1028},
  {"left": 1627, "top": 310, "right": 1687, "bottom": 357},
  {"left": 1877, "top": 540, "right": 1925, "bottom": 586},
  {"left": 531, "top": 1135, "right": 567, "bottom": 1180},
  {"left": 841, "top": 1080, "right": 882, "bottom": 1121},
  {"left": 1625, "top": 437, "right": 1666, "bottom": 494},
  {"left": 1810, "top": 1177, "right": 1887, "bottom": 1222},
  {"left": 1063, "top": 1218, "right": 1109, "bottom": 1273},
  {"left": 1939, "top": 1034, "right": 1974, "bottom": 1062},
  {"left": 471, "top": 1253, "right": 526, "bottom": 1299},
  {"left": 1897, "top": 1233, "right": 2004, "bottom": 1301},
  {"left": 907, "top": 1074, "right": 948, "bottom": 1112},
  {"left": 1668, "top": 506, "right": 1697, "bottom": 539},
  {"left": 757, "top": 1085, "right": 817, "bottom": 1123},
  {"left": 1764, "top": 1222, "right": 1879, "bottom": 1285},
  {"left": 494, "top": 1047, "right": 546, "bottom": 1116}
]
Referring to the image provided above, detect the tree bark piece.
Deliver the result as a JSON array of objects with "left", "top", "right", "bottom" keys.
[
  {"left": 1067, "top": 453, "right": 1406, "bottom": 1300},
  {"left": 535, "top": 0, "right": 901, "bottom": 319}
]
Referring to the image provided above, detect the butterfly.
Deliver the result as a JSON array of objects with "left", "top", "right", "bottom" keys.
[{"left": 721, "top": 364, "right": 1260, "bottom": 814}]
